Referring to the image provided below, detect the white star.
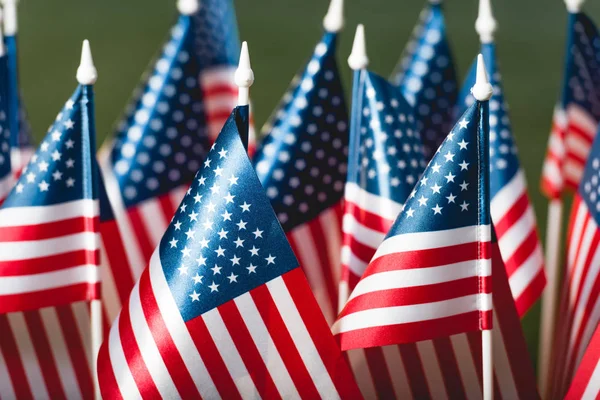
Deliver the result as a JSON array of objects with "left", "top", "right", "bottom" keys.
[
  {"left": 458, "top": 140, "right": 468, "bottom": 150},
  {"left": 247, "top": 264, "right": 257, "bottom": 274},
  {"left": 229, "top": 175, "right": 239, "bottom": 186},
  {"left": 51, "top": 130, "right": 62, "bottom": 141},
  {"left": 181, "top": 246, "right": 191, "bottom": 257},
  {"left": 444, "top": 151, "right": 455, "bottom": 162},
  {"left": 64, "top": 119, "right": 75, "bottom": 129},
  {"left": 215, "top": 246, "right": 225, "bottom": 257},
  {"left": 459, "top": 161, "right": 469, "bottom": 171},
  {"left": 221, "top": 210, "right": 232, "bottom": 221},
  {"left": 230, "top": 255, "right": 241, "bottom": 266},
  {"left": 209, "top": 282, "right": 219, "bottom": 292},
  {"left": 198, "top": 175, "right": 206, "bottom": 185},
  {"left": 180, "top": 203, "right": 188, "bottom": 213},
  {"left": 38, "top": 161, "right": 49, "bottom": 172},
  {"left": 217, "top": 229, "right": 228, "bottom": 239},
  {"left": 224, "top": 192, "right": 235, "bottom": 204},
  {"left": 189, "top": 211, "right": 199, "bottom": 221},
  {"left": 265, "top": 254, "right": 276, "bottom": 265},
  {"left": 185, "top": 228, "right": 195, "bottom": 240},
  {"left": 234, "top": 237, "right": 245, "bottom": 248},
  {"left": 210, "top": 184, "right": 220, "bottom": 195},
  {"left": 240, "top": 202, "right": 251, "bottom": 212},
  {"left": 66, "top": 178, "right": 76, "bottom": 187},
  {"left": 249, "top": 246, "right": 259, "bottom": 256},
  {"left": 459, "top": 119, "right": 469, "bottom": 129},
  {"left": 66, "top": 158, "right": 75, "bottom": 168},
  {"left": 26, "top": 172, "right": 35, "bottom": 182},
  {"left": 15, "top": 183, "right": 24, "bottom": 193},
  {"left": 431, "top": 183, "right": 441, "bottom": 194},
  {"left": 459, "top": 181, "right": 469, "bottom": 191},
  {"left": 52, "top": 170, "right": 63, "bottom": 181},
  {"left": 211, "top": 265, "right": 222, "bottom": 275},
  {"left": 204, "top": 158, "right": 212, "bottom": 168},
  {"left": 218, "top": 148, "right": 228, "bottom": 159},
  {"left": 65, "top": 139, "right": 74, "bottom": 149},
  {"left": 169, "top": 238, "right": 178, "bottom": 248},
  {"left": 40, "top": 142, "right": 50, "bottom": 151},
  {"left": 444, "top": 172, "right": 456, "bottom": 183},
  {"left": 199, "top": 237, "right": 209, "bottom": 248},
  {"left": 189, "top": 291, "right": 200, "bottom": 302},
  {"left": 447, "top": 132, "right": 455, "bottom": 141},
  {"left": 51, "top": 150, "right": 62, "bottom": 161},
  {"left": 178, "top": 265, "right": 189, "bottom": 275},
  {"left": 418, "top": 195, "right": 428, "bottom": 206},
  {"left": 227, "top": 273, "right": 238, "bottom": 283},
  {"left": 446, "top": 193, "right": 457, "bottom": 203},
  {"left": 406, "top": 207, "right": 415, "bottom": 217},
  {"left": 207, "top": 202, "right": 216, "bottom": 213},
  {"left": 203, "top": 219, "right": 214, "bottom": 230},
  {"left": 174, "top": 221, "right": 182, "bottom": 230},
  {"left": 237, "top": 220, "right": 247, "bottom": 230},
  {"left": 431, "top": 163, "right": 441, "bottom": 173},
  {"left": 432, "top": 204, "right": 443, "bottom": 215},
  {"left": 460, "top": 201, "right": 469, "bottom": 211},
  {"left": 214, "top": 166, "right": 224, "bottom": 177},
  {"left": 193, "top": 193, "right": 202, "bottom": 203},
  {"left": 420, "top": 177, "right": 429, "bottom": 186},
  {"left": 38, "top": 180, "right": 50, "bottom": 192},
  {"left": 192, "top": 274, "right": 203, "bottom": 284},
  {"left": 253, "top": 228, "right": 264, "bottom": 238},
  {"left": 196, "top": 255, "right": 207, "bottom": 266}
]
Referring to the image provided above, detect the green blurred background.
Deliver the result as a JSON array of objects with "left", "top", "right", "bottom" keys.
[{"left": 15, "top": 0, "right": 600, "bottom": 369}]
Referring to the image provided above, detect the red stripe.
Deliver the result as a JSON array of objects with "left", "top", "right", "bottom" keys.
[
  {"left": 363, "top": 347, "right": 396, "bottom": 398},
  {"left": 0, "top": 216, "right": 99, "bottom": 242},
  {"left": 398, "top": 343, "right": 431, "bottom": 399},
  {"left": 158, "top": 194, "right": 177, "bottom": 224},
  {"left": 138, "top": 270, "right": 200, "bottom": 398},
  {"left": 218, "top": 301, "right": 281, "bottom": 400},
  {"left": 568, "top": 123, "right": 595, "bottom": 143},
  {"left": 0, "top": 314, "right": 34, "bottom": 400},
  {"left": 503, "top": 228, "right": 542, "bottom": 278},
  {"left": 97, "top": 341, "right": 124, "bottom": 400},
  {"left": 0, "top": 282, "right": 100, "bottom": 314},
  {"left": 565, "top": 326, "right": 600, "bottom": 400},
  {"left": 202, "top": 84, "right": 237, "bottom": 97},
  {"left": 433, "top": 337, "right": 468, "bottom": 398},
  {"left": 565, "top": 150, "right": 586, "bottom": 166},
  {"left": 344, "top": 200, "right": 394, "bottom": 234},
  {"left": 100, "top": 220, "right": 134, "bottom": 303},
  {"left": 343, "top": 234, "right": 377, "bottom": 264},
  {"left": 514, "top": 268, "right": 547, "bottom": 318},
  {"left": 281, "top": 269, "right": 361, "bottom": 399},
  {"left": 250, "top": 284, "right": 320, "bottom": 399},
  {"left": 127, "top": 206, "right": 155, "bottom": 262},
  {"left": 23, "top": 311, "right": 67, "bottom": 399},
  {"left": 307, "top": 217, "right": 339, "bottom": 315},
  {"left": 0, "top": 249, "right": 99, "bottom": 276},
  {"left": 494, "top": 192, "right": 529, "bottom": 238}
]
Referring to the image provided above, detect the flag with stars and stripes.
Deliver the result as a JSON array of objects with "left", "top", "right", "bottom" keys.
[
  {"left": 541, "top": 12, "right": 600, "bottom": 198},
  {"left": 0, "top": 83, "right": 100, "bottom": 314},
  {"left": 253, "top": 30, "right": 349, "bottom": 324},
  {"left": 97, "top": 106, "right": 361, "bottom": 399},
  {"left": 458, "top": 46, "right": 546, "bottom": 317},
  {"left": 0, "top": 46, "right": 14, "bottom": 203},
  {"left": 339, "top": 68, "right": 425, "bottom": 307},
  {"left": 565, "top": 323, "right": 600, "bottom": 400},
  {"left": 390, "top": 1, "right": 458, "bottom": 160},
  {"left": 548, "top": 133, "right": 600, "bottom": 397},
  {"left": 333, "top": 100, "right": 492, "bottom": 349}
]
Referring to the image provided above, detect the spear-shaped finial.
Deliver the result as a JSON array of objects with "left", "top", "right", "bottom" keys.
[
  {"left": 235, "top": 41, "right": 254, "bottom": 106},
  {"left": 77, "top": 40, "right": 98, "bottom": 85},
  {"left": 348, "top": 24, "right": 368, "bottom": 71},
  {"left": 2, "top": 0, "right": 17, "bottom": 36},
  {"left": 475, "top": 0, "right": 497, "bottom": 44},
  {"left": 564, "top": 0, "right": 585, "bottom": 12},
  {"left": 323, "top": 0, "right": 344, "bottom": 33},
  {"left": 177, "top": 0, "right": 199, "bottom": 16},
  {"left": 471, "top": 54, "right": 493, "bottom": 101}
]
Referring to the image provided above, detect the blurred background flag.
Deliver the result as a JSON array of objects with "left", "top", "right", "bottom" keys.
[
  {"left": 0, "top": 24, "right": 13, "bottom": 204},
  {"left": 253, "top": 0, "right": 349, "bottom": 323},
  {"left": 457, "top": 0, "right": 545, "bottom": 317},
  {"left": 339, "top": 24, "right": 425, "bottom": 309},
  {"left": 390, "top": 0, "right": 458, "bottom": 161},
  {"left": 565, "top": 324, "right": 600, "bottom": 400}
]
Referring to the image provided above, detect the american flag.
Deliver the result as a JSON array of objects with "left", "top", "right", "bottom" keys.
[
  {"left": 541, "top": 12, "right": 600, "bottom": 198},
  {"left": 334, "top": 101, "right": 492, "bottom": 348},
  {"left": 565, "top": 323, "right": 600, "bottom": 400},
  {"left": 97, "top": 106, "right": 361, "bottom": 399},
  {"left": 254, "top": 31, "right": 349, "bottom": 324},
  {"left": 549, "top": 134, "right": 600, "bottom": 397},
  {"left": 0, "top": 83, "right": 101, "bottom": 314},
  {"left": 339, "top": 68, "right": 425, "bottom": 307},
  {"left": 0, "top": 45, "right": 14, "bottom": 203},
  {"left": 458, "top": 45, "right": 546, "bottom": 317},
  {"left": 390, "top": 1, "right": 458, "bottom": 160}
]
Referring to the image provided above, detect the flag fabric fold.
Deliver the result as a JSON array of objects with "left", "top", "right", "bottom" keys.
[
  {"left": 0, "top": 47, "right": 14, "bottom": 203},
  {"left": 98, "top": 106, "right": 361, "bottom": 399},
  {"left": 457, "top": 45, "right": 546, "bottom": 317},
  {"left": 565, "top": 323, "right": 600, "bottom": 400},
  {"left": 254, "top": 31, "right": 349, "bottom": 323}
]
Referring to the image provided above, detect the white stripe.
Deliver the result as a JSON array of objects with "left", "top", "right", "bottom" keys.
[
  {"left": 347, "top": 349, "right": 377, "bottom": 400},
  {"left": 341, "top": 245, "right": 370, "bottom": 277},
  {"left": 568, "top": 203, "right": 589, "bottom": 268},
  {"left": 381, "top": 345, "right": 411, "bottom": 399},
  {"left": 234, "top": 293, "right": 301, "bottom": 399},
  {"left": 571, "top": 281, "right": 600, "bottom": 370},
  {"left": 0, "top": 199, "right": 99, "bottom": 227},
  {"left": 373, "top": 225, "right": 491, "bottom": 261},
  {"left": 547, "top": 129, "right": 565, "bottom": 156},
  {"left": 0, "top": 232, "right": 100, "bottom": 261},
  {"left": 267, "top": 277, "right": 341, "bottom": 399},
  {"left": 450, "top": 334, "right": 482, "bottom": 400},
  {"left": 342, "top": 214, "right": 386, "bottom": 249},
  {"left": 99, "top": 238, "right": 123, "bottom": 323},
  {"left": 200, "top": 66, "right": 236, "bottom": 88},
  {"left": 107, "top": 313, "right": 143, "bottom": 399},
  {"left": 319, "top": 208, "right": 342, "bottom": 287},
  {"left": 204, "top": 94, "right": 238, "bottom": 114},
  {"left": 344, "top": 182, "right": 404, "bottom": 221},
  {"left": 568, "top": 105, "right": 598, "bottom": 137},
  {"left": 347, "top": 260, "right": 491, "bottom": 303},
  {"left": 149, "top": 252, "right": 220, "bottom": 398},
  {"left": 496, "top": 206, "right": 536, "bottom": 259},
  {"left": 569, "top": 217, "right": 598, "bottom": 306},
  {"left": 563, "top": 160, "right": 584, "bottom": 184},
  {"left": 566, "top": 134, "right": 591, "bottom": 159},
  {"left": 138, "top": 200, "right": 169, "bottom": 246},
  {"left": 492, "top": 313, "right": 519, "bottom": 400},
  {"left": 542, "top": 162, "right": 563, "bottom": 187},
  {"left": 0, "top": 265, "right": 100, "bottom": 295},
  {"left": 333, "top": 294, "right": 492, "bottom": 335},
  {"left": 581, "top": 359, "right": 600, "bottom": 399},
  {"left": 490, "top": 171, "right": 526, "bottom": 222},
  {"left": 508, "top": 243, "right": 544, "bottom": 299},
  {"left": 0, "top": 341, "right": 17, "bottom": 399},
  {"left": 71, "top": 302, "right": 92, "bottom": 368},
  {"left": 7, "top": 312, "right": 51, "bottom": 399},
  {"left": 202, "top": 308, "right": 260, "bottom": 399},
  {"left": 416, "top": 341, "right": 448, "bottom": 400},
  {"left": 39, "top": 307, "right": 83, "bottom": 400}
]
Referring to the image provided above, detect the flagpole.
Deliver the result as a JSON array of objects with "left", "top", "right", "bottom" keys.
[
  {"left": 234, "top": 41, "right": 254, "bottom": 152},
  {"left": 473, "top": 53, "right": 494, "bottom": 400},
  {"left": 3, "top": 0, "right": 20, "bottom": 170},
  {"left": 77, "top": 39, "right": 102, "bottom": 400}
]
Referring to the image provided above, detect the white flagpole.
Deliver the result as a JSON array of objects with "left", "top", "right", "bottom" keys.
[
  {"left": 235, "top": 41, "right": 254, "bottom": 107},
  {"left": 323, "top": 0, "right": 344, "bottom": 33},
  {"left": 77, "top": 39, "right": 101, "bottom": 400},
  {"left": 473, "top": 53, "right": 494, "bottom": 400}
]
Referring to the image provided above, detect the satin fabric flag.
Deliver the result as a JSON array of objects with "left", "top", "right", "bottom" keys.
[
  {"left": 0, "top": 44, "right": 14, "bottom": 203},
  {"left": 565, "top": 323, "right": 600, "bottom": 400},
  {"left": 457, "top": 46, "right": 546, "bottom": 317},
  {"left": 97, "top": 106, "right": 361, "bottom": 399},
  {"left": 254, "top": 30, "right": 349, "bottom": 323},
  {"left": 390, "top": 1, "right": 458, "bottom": 160}
]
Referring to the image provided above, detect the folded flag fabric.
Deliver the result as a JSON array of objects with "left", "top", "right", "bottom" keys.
[
  {"left": 457, "top": 46, "right": 545, "bottom": 316},
  {"left": 541, "top": 11, "right": 600, "bottom": 198},
  {"left": 98, "top": 106, "right": 361, "bottom": 399},
  {"left": 334, "top": 99, "right": 492, "bottom": 348},
  {"left": 0, "top": 43, "right": 13, "bottom": 203},
  {"left": 254, "top": 30, "right": 349, "bottom": 323},
  {"left": 565, "top": 323, "right": 600, "bottom": 400},
  {"left": 339, "top": 68, "right": 425, "bottom": 307},
  {"left": 390, "top": 1, "right": 458, "bottom": 160}
]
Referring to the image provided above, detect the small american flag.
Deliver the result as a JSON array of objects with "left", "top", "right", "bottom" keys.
[
  {"left": 549, "top": 134, "right": 600, "bottom": 397},
  {"left": 541, "top": 12, "right": 600, "bottom": 198},
  {"left": 565, "top": 324, "right": 600, "bottom": 400},
  {"left": 390, "top": 1, "right": 458, "bottom": 160},
  {"left": 339, "top": 68, "right": 425, "bottom": 307},
  {"left": 0, "top": 47, "right": 13, "bottom": 203},
  {"left": 458, "top": 45, "right": 546, "bottom": 316},
  {"left": 0, "top": 83, "right": 100, "bottom": 314},
  {"left": 97, "top": 106, "right": 361, "bottom": 399},
  {"left": 334, "top": 101, "right": 492, "bottom": 348},
  {"left": 254, "top": 31, "right": 349, "bottom": 324}
]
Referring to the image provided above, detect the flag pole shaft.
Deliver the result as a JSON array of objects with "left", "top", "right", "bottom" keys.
[
  {"left": 91, "top": 299, "right": 102, "bottom": 399},
  {"left": 538, "top": 198, "right": 563, "bottom": 398},
  {"left": 482, "top": 329, "right": 493, "bottom": 400}
]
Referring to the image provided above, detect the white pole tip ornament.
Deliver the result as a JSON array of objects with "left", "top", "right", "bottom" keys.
[
  {"left": 235, "top": 42, "right": 254, "bottom": 106},
  {"left": 2, "top": 0, "right": 17, "bottom": 36},
  {"left": 471, "top": 54, "right": 493, "bottom": 101},
  {"left": 348, "top": 24, "right": 368, "bottom": 71},
  {"left": 0, "top": 9, "right": 5, "bottom": 57},
  {"left": 323, "top": 0, "right": 344, "bottom": 33},
  {"left": 564, "top": 0, "right": 585, "bottom": 13},
  {"left": 177, "top": 0, "right": 199, "bottom": 16},
  {"left": 475, "top": 0, "right": 497, "bottom": 44},
  {"left": 77, "top": 40, "right": 98, "bottom": 85}
]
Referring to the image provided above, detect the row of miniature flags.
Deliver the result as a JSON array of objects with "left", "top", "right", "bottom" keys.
[{"left": 0, "top": 0, "right": 599, "bottom": 398}]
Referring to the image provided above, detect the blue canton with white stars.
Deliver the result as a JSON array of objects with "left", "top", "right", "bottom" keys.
[
  {"left": 390, "top": 3, "right": 458, "bottom": 161},
  {"left": 386, "top": 103, "right": 490, "bottom": 236},
  {"left": 0, "top": 54, "right": 10, "bottom": 182},
  {"left": 457, "top": 44, "right": 520, "bottom": 198},
  {"left": 3, "top": 85, "right": 98, "bottom": 208},
  {"left": 253, "top": 32, "right": 349, "bottom": 231},
  {"left": 5, "top": 35, "right": 33, "bottom": 150},
  {"left": 348, "top": 70, "right": 425, "bottom": 204},
  {"left": 110, "top": 15, "right": 211, "bottom": 208},
  {"left": 161, "top": 107, "right": 299, "bottom": 320},
  {"left": 580, "top": 138, "right": 600, "bottom": 221}
]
